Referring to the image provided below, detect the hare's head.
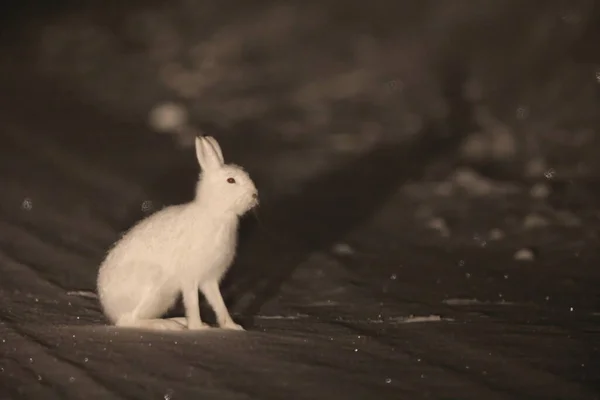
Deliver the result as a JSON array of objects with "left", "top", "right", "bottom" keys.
[{"left": 194, "top": 136, "right": 259, "bottom": 216}]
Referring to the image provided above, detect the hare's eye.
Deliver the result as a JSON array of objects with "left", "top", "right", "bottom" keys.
[{"left": 227, "top": 177, "right": 236, "bottom": 184}]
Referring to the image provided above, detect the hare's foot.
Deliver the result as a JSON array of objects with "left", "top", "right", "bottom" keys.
[
  {"left": 168, "top": 317, "right": 211, "bottom": 330},
  {"left": 188, "top": 321, "right": 212, "bottom": 330},
  {"left": 116, "top": 317, "right": 186, "bottom": 331},
  {"left": 167, "top": 317, "right": 188, "bottom": 328},
  {"left": 221, "top": 321, "right": 245, "bottom": 331}
]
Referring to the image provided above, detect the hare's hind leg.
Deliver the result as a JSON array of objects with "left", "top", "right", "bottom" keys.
[
  {"left": 115, "top": 316, "right": 208, "bottom": 330},
  {"left": 116, "top": 316, "right": 186, "bottom": 331},
  {"left": 114, "top": 284, "right": 183, "bottom": 330}
]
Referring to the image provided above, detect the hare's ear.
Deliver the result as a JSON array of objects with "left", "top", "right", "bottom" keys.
[
  {"left": 195, "top": 136, "right": 222, "bottom": 171},
  {"left": 204, "top": 136, "right": 225, "bottom": 164}
]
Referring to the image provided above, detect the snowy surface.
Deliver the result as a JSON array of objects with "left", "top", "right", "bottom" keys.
[
  {"left": 1, "top": 2, "right": 599, "bottom": 399},
  {"left": 0, "top": 68, "right": 598, "bottom": 399}
]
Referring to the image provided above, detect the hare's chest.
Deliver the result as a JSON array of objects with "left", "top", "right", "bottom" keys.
[{"left": 186, "top": 221, "right": 238, "bottom": 279}]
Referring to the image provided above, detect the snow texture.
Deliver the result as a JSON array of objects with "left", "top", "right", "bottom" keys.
[{"left": 0, "top": 1, "right": 599, "bottom": 399}]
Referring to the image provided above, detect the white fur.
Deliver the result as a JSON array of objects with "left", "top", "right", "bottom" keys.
[{"left": 97, "top": 136, "right": 258, "bottom": 331}]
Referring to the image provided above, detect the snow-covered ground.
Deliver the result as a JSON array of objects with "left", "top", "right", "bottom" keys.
[{"left": 0, "top": 2, "right": 599, "bottom": 399}]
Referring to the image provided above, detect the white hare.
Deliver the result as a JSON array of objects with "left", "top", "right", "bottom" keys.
[{"left": 97, "top": 136, "right": 258, "bottom": 331}]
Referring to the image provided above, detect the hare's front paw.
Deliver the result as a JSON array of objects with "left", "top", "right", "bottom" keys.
[
  {"left": 222, "top": 321, "right": 245, "bottom": 331},
  {"left": 187, "top": 320, "right": 211, "bottom": 331}
]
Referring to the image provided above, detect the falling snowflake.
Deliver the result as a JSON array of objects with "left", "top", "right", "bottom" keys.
[
  {"left": 516, "top": 106, "right": 528, "bottom": 120},
  {"left": 141, "top": 200, "right": 154, "bottom": 212},
  {"left": 544, "top": 168, "right": 556, "bottom": 179},
  {"left": 21, "top": 198, "right": 33, "bottom": 210}
]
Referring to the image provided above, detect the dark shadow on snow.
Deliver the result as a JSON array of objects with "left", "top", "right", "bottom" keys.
[
  {"left": 220, "top": 64, "right": 474, "bottom": 326},
  {"left": 0, "top": 46, "right": 473, "bottom": 327}
]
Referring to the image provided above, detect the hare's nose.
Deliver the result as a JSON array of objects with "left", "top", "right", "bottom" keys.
[{"left": 252, "top": 193, "right": 258, "bottom": 199}]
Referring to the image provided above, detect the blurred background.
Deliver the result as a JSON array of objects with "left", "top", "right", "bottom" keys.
[
  {"left": 0, "top": 0, "right": 599, "bottom": 289},
  {"left": 1, "top": 1, "right": 600, "bottom": 398},
  {"left": 2, "top": 0, "right": 599, "bottom": 183},
  {"left": 1, "top": 0, "right": 599, "bottom": 290}
]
